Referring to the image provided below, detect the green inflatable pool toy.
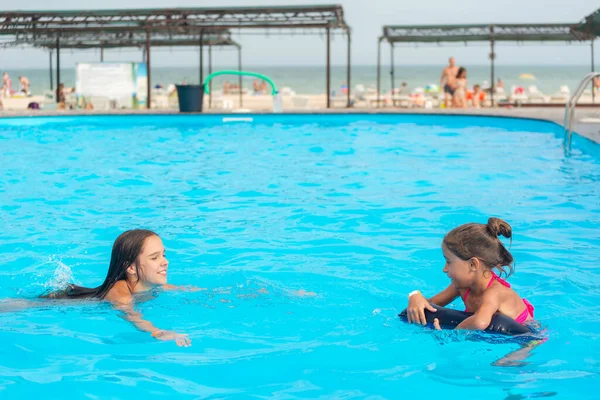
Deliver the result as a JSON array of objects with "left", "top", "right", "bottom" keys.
[{"left": 203, "top": 70, "right": 277, "bottom": 96}]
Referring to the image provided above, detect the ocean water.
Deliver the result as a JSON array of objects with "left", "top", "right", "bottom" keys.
[
  {"left": 3, "top": 65, "right": 597, "bottom": 96},
  {"left": 0, "top": 114, "right": 599, "bottom": 398}
]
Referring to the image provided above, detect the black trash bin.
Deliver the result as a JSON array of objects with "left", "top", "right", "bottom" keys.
[{"left": 176, "top": 84, "right": 204, "bottom": 112}]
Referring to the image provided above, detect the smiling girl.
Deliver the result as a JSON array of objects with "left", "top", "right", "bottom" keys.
[
  {"left": 405, "top": 218, "right": 534, "bottom": 330},
  {"left": 43, "top": 229, "right": 198, "bottom": 346}
]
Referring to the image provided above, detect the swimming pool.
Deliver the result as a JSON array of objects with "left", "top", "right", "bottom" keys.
[{"left": 0, "top": 114, "right": 598, "bottom": 398}]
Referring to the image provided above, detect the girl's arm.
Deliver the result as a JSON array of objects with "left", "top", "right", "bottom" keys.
[
  {"left": 429, "top": 284, "right": 460, "bottom": 307},
  {"left": 456, "top": 289, "right": 500, "bottom": 330},
  {"left": 105, "top": 282, "right": 159, "bottom": 333},
  {"left": 407, "top": 284, "right": 460, "bottom": 325},
  {"left": 105, "top": 282, "right": 191, "bottom": 347},
  {"left": 163, "top": 284, "right": 206, "bottom": 292}
]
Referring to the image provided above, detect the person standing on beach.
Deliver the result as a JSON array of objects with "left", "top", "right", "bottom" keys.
[
  {"left": 453, "top": 67, "right": 468, "bottom": 108},
  {"left": 440, "top": 57, "right": 458, "bottom": 108},
  {"left": 56, "top": 83, "right": 67, "bottom": 110},
  {"left": 2, "top": 72, "right": 12, "bottom": 98},
  {"left": 19, "top": 76, "right": 30, "bottom": 96}
]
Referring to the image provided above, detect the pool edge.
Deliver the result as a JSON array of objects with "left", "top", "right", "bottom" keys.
[{"left": 0, "top": 107, "right": 598, "bottom": 145}]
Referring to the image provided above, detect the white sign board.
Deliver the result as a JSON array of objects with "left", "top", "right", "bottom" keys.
[{"left": 76, "top": 63, "right": 135, "bottom": 102}]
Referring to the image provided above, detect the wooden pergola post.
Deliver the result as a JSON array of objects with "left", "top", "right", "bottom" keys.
[
  {"left": 55, "top": 35, "right": 60, "bottom": 103},
  {"left": 326, "top": 27, "right": 331, "bottom": 108},
  {"left": 490, "top": 25, "right": 496, "bottom": 107},
  {"left": 377, "top": 37, "right": 382, "bottom": 108},
  {"left": 347, "top": 28, "right": 352, "bottom": 108},
  {"left": 145, "top": 30, "right": 151, "bottom": 109}
]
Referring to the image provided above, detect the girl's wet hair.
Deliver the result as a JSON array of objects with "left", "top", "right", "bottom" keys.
[
  {"left": 42, "top": 229, "right": 158, "bottom": 299},
  {"left": 443, "top": 217, "right": 514, "bottom": 277}
]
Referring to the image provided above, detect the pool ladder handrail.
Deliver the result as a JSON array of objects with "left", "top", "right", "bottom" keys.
[{"left": 564, "top": 72, "right": 600, "bottom": 150}]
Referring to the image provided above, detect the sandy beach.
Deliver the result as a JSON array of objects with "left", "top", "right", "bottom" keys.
[{"left": 3, "top": 90, "right": 597, "bottom": 113}]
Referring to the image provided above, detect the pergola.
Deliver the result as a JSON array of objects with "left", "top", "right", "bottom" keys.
[
  {"left": 377, "top": 23, "right": 596, "bottom": 106},
  {"left": 4, "top": 30, "right": 242, "bottom": 107},
  {"left": 572, "top": 8, "right": 600, "bottom": 39},
  {"left": 0, "top": 5, "right": 352, "bottom": 108}
]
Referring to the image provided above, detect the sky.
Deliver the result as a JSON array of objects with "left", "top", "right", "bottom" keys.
[{"left": 0, "top": 0, "right": 598, "bottom": 69}]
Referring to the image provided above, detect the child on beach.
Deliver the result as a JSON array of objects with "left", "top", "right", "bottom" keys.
[{"left": 405, "top": 218, "right": 534, "bottom": 330}]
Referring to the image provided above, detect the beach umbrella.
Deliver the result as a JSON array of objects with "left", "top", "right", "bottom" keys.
[{"left": 519, "top": 73, "right": 536, "bottom": 80}]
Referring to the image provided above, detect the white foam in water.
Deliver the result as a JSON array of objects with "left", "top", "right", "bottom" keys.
[
  {"left": 14, "top": 257, "right": 75, "bottom": 297},
  {"left": 45, "top": 259, "right": 75, "bottom": 290}
]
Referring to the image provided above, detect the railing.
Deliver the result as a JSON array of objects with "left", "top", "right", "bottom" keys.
[{"left": 564, "top": 72, "right": 600, "bottom": 150}]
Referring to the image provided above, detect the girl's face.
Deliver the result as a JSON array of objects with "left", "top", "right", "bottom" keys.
[
  {"left": 442, "top": 242, "right": 475, "bottom": 289},
  {"left": 128, "top": 235, "right": 169, "bottom": 288}
]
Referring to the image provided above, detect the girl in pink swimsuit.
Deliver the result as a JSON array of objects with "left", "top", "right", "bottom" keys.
[{"left": 406, "top": 217, "right": 535, "bottom": 330}]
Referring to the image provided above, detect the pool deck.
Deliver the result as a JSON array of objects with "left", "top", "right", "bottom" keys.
[{"left": 1, "top": 107, "right": 599, "bottom": 144}]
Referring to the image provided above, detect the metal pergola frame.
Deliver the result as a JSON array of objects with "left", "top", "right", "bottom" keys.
[
  {"left": 5, "top": 30, "right": 242, "bottom": 107},
  {"left": 572, "top": 8, "right": 600, "bottom": 39},
  {"left": 377, "top": 23, "right": 596, "bottom": 107},
  {"left": 0, "top": 5, "right": 352, "bottom": 109}
]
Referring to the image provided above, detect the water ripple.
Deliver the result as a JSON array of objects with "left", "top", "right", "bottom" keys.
[{"left": 0, "top": 115, "right": 599, "bottom": 398}]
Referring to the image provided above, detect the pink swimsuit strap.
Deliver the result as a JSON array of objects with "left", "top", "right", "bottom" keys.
[
  {"left": 462, "top": 272, "right": 534, "bottom": 323},
  {"left": 490, "top": 272, "right": 511, "bottom": 289},
  {"left": 462, "top": 272, "right": 508, "bottom": 307}
]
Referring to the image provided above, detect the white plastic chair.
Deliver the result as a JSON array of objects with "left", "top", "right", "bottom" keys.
[
  {"left": 527, "top": 86, "right": 549, "bottom": 103},
  {"left": 291, "top": 95, "right": 310, "bottom": 109},
  {"left": 550, "top": 85, "right": 571, "bottom": 103},
  {"left": 210, "top": 91, "right": 233, "bottom": 110},
  {"left": 89, "top": 96, "right": 110, "bottom": 110}
]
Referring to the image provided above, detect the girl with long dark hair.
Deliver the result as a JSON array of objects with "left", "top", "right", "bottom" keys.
[{"left": 41, "top": 229, "right": 196, "bottom": 346}]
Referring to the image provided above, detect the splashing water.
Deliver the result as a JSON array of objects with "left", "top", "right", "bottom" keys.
[{"left": 44, "top": 258, "right": 75, "bottom": 291}]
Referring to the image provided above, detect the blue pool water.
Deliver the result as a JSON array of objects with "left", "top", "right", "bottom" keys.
[{"left": 0, "top": 114, "right": 599, "bottom": 399}]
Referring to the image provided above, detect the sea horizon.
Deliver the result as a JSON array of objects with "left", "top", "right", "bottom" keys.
[{"left": 3, "top": 64, "right": 596, "bottom": 96}]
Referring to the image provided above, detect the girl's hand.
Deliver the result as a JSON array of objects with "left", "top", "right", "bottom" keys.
[
  {"left": 163, "top": 284, "right": 207, "bottom": 292},
  {"left": 433, "top": 318, "right": 442, "bottom": 330},
  {"left": 152, "top": 330, "right": 192, "bottom": 347},
  {"left": 407, "top": 292, "right": 437, "bottom": 325}
]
